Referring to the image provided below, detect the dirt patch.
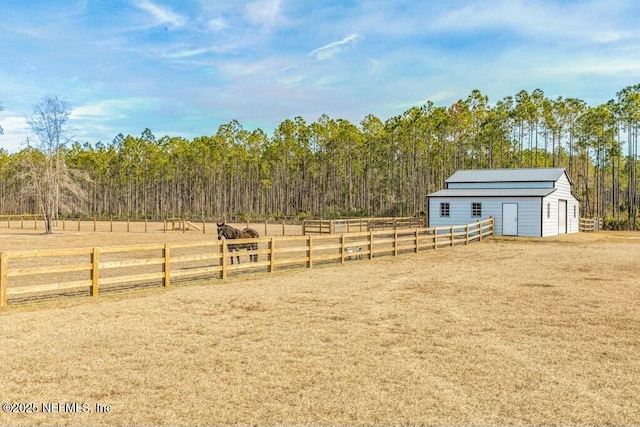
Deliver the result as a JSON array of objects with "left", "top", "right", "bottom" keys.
[{"left": 0, "top": 231, "right": 638, "bottom": 426}]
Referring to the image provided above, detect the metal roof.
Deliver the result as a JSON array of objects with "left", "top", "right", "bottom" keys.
[
  {"left": 445, "top": 168, "right": 566, "bottom": 184},
  {"left": 427, "top": 188, "right": 557, "bottom": 198}
]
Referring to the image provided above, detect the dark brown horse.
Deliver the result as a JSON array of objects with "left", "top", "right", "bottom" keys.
[{"left": 217, "top": 223, "right": 259, "bottom": 264}]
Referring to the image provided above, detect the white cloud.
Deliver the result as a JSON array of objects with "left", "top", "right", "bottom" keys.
[
  {"left": 430, "top": 0, "right": 638, "bottom": 46},
  {"left": 134, "top": 0, "right": 187, "bottom": 29},
  {"left": 309, "top": 34, "right": 362, "bottom": 60},
  {"left": 244, "top": 0, "right": 282, "bottom": 27},
  {"left": 0, "top": 112, "right": 30, "bottom": 153},
  {"left": 207, "top": 17, "right": 228, "bottom": 32},
  {"left": 71, "top": 98, "right": 160, "bottom": 121}
]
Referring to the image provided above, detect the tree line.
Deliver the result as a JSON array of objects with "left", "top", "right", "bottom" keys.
[{"left": 1, "top": 85, "right": 639, "bottom": 230}]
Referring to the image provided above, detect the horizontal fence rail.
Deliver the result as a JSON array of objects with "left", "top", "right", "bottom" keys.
[{"left": 0, "top": 218, "right": 494, "bottom": 308}]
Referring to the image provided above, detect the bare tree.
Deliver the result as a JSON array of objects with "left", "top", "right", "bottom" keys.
[{"left": 22, "top": 95, "right": 86, "bottom": 233}]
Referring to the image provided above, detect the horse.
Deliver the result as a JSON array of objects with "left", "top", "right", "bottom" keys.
[{"left": 216, "top": 223, "right": 259, "bottom": 264}]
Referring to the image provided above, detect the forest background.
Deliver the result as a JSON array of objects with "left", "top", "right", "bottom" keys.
[{"left": 1, "top": 84, "right": 639, "bottom": 230}]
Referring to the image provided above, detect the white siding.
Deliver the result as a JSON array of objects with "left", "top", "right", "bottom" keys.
[
  {"left": 541, "top": 172, "right": 579, "bottom": 236},
  {"left": 428, "top": 197, "right": 543, "bottom": 237}
]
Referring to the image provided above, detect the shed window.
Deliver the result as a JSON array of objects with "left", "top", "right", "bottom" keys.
[
  {"left": 440, "top": 202, "right": 450, "bottom": 217},
  {"left": 472, "top": 202, "right": 482, "bottom": 217}
]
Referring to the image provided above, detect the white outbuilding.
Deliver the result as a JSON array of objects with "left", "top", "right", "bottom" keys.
[{"left": 427, "top": 168, "right": 580, "bottom": 237}]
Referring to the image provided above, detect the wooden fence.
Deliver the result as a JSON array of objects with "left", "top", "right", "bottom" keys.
[
  {"left": 303, "top": 217, "right": 426, "bottom": 235},
  {"left": 0, "top": 215, "right": 294, "bottom": 236},
  {"left": 579, "top": 217, "right": 603, "bottom": 232},
  {"left": 0, "top": 214, "right": 43, "bottom": 230},
  {"left": 0, "top": 218, "right": 494, "bottom": 308}
]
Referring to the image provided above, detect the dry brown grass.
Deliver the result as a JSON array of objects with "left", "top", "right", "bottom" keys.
[{"left": 1, "top": 231, "right": 639, "bottom": 426}]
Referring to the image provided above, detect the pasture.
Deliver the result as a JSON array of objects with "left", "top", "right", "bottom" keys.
[{"left": 0, "top": 230, "right": 638, "bottom": 426}]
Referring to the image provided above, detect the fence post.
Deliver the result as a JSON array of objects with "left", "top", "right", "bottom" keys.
[
  {"left": 433, "top": 228, "right": 438, "bottom": 250},
  {"left": 415, "top": 229, "right": 419, "bottom": 253},
  {"left": 163, "top": 244, "right": 170, "bottom": 288},
  {"left": 264, "top": 220, "right": 267, "bottom": 236},
  {"left": 369, "top": 231, "right": 374, "bottom": 260},
  {"left": 465, "top": 225, "right": 469, "bottom": 245},
  {"left": 450, "top": 226, "right": 454, "bottom": 247},
  {"left": 0, "top": 252, "right": 7, "bottom": 309},
  {"left": 203, "top": 220, "right": 206, "bottom": 235},
  {"left": 94, "top": 217, "right": 97, "bottom": 232},
  {"left": 110, "top": 217, "right": 113, "bottom": 232},
  {"left": 127, "top": 218, "right": 130, "bottom": 233},
  {"left": 91, "top": 248, "right": 99, "bottom": 298},
  {"left": 394, "top": 229, "right": 398, "bottom": 256},
  {"left": 145, "top": 218, "right": 148, "bottom": 233},
  {"left": 341, "top": 234, "right": 346, "bottom": 263},
  {"left": 478, "top": 220, "right": 482, "bottom": 242},
  {"left": 269, "top": 237, "right": 276, "bottom": 273},
  {"left": 221, "top": 241, "right": 228, "bottom": 280},
  {"left": 282, "top": 220, "right": 285, "bottom": 236},
  {"left": 308, "top": 235, "right": 313, "bottom": 269}
]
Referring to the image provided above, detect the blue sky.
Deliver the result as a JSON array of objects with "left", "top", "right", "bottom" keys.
[{"left": 1, "top": 0, "right": 640, "bottom": 152}]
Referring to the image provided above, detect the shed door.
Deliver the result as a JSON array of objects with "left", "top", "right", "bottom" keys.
[
  {"left": 558, "top": 200, "right": 567, "bottom": 234},
  {"left": 502, "top": 203, "right": 518, "bottom": 236}
]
